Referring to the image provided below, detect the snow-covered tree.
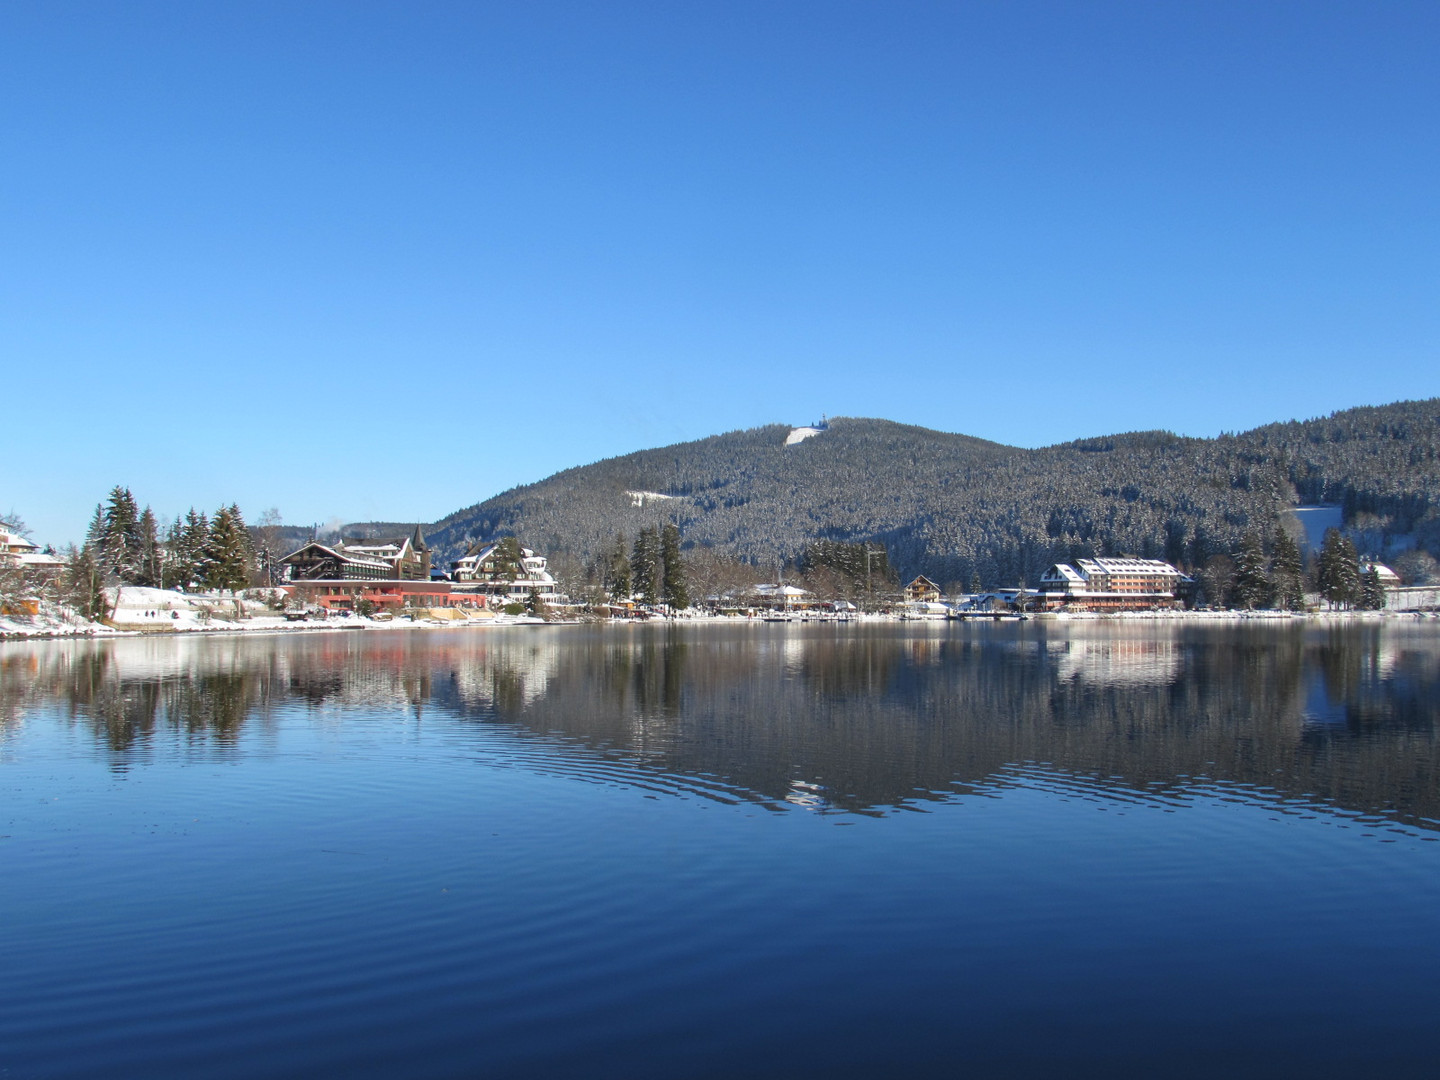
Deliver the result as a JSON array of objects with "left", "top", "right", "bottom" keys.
[
  {"left": 1359, "top": 566, "right": 1387, "bottom": 610},
  {"left": 60, "top": 542, "right": 108, "bottom": 621},
  {"left": 1317, "top": 529, "right": 1360, "bottom": 609},
  {"left": 100, "top": 486, "right": 142, "bottom": 583},
  {"left": 660, "top": 524, "right": 688, "bottom": 610},
  {"left": 201, "top": 505, "right": 253, "bottom": 593},
  {"left": 605, "top": 533, "right": 631, "bottom": 601},
  {"left": 1231, "top": 531, "right": 1272, "bottom": 610},
  {"left": 168, "top": 509, "right": 210, "bottom": 591},
  {"left": 631, "top": 527, "right": 661, "bottom": 605},
  {"left": 136, "top": 507, "right": 162, "bottom": 588},
  {"left": 1270, "top": 525, "right": 1305, "bottom": 611}
]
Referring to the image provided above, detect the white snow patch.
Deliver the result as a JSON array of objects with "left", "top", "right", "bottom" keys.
[
  {"left": 627, "top": 490, "right": 679, "bottom": 507},
  {"left": 1288, "top": 506, "right": 1343, "bottom": 556},
  {"left": 785, "top": 427, "right": 823, "bottom": 446}
]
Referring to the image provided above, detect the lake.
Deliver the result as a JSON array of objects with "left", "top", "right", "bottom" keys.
[{"left": 3, "top": 620, "right": 1440, "bottom": 1078}]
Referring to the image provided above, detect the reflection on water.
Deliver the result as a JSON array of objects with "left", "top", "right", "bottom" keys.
[{"left": 5, "top": 622, "right": 1440, "bottom": 829}]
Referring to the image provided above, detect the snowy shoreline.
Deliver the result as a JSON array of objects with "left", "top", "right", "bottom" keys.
[{"left": 4, "top": 603, "right": 1435, "bottom": 641}]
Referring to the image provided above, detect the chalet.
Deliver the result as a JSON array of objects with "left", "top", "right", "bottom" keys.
[
  {"left": 277, "top": 527, "right": 451, "bottom": 611},
  {"left": 450, "top": 541, "right": 563, "bottom": 604},
  {"left": 1036, "top": 557, "right": 1193, "bottom": 612},
  {"left": 280, "top": 527, "right": 431, "bottom": 583},
  {"left": 904, "top": 575, "right": 941, "bottom": 603},
  {"left": 0, "top": 530, "right": 63, "bottom": 576}
]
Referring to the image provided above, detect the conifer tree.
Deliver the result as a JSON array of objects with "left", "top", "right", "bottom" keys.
[
  {"left": 1270, "top": 525, "right": 1305, "bottom": 611},
  {"left": 201, "top": 505, "right": 253, "bottom": 593},
  {"left": 1231, "top": 531, "right": 1272, "bottom": 609},
  {"left": 136, "top": 507, "right": 162, "bottom": 588},
  {"left": 100, "top": 486, "right": 142, "bottom": 583},
  {"left": 1317, "top": 529, "right": 1360, "bottom": 609},
  {"left": 62, "top": 543, "right": 109, "bottom": 622},
  {"left": 631, "top": 527, "right": 661, "bottom": 605},
  {"left": 606, "top": 533, "right": 631, "bottom": 601},
  {"left": 492, "top": 536, "right": 524, "bottom": 580},
  {"left": 1359, "top": 566, "right": 1387, "bottom": 610},
  {"left": 172, "top": 509, "right": 210, "bottom": 591},
  {"left": 660, "top": 524, "right": 689, "bottom": 610}
]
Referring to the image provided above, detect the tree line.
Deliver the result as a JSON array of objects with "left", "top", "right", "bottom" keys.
[{"left": 3, "top": 487, "right": 287, "bottom": 621}]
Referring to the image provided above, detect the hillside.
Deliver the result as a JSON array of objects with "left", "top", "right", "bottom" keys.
[{"left": 423, "top": 400, "right": 1440, "bottom": 587}]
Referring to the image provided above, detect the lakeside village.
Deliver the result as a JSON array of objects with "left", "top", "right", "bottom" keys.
[{"left": 4, "top": 488, "right": 1440, "bottom": 638}]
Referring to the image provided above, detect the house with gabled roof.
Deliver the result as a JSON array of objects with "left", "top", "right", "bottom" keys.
[
  {"left": 449, "top": 540, "right": 563, "bottom": 605},
  {"left": 277, "top": 527, "right": 452, "bottom": 612},
  {"left": 280, "top": 526, "right": 431, "bottom": 583},
  {"left": 904, "top": 575, "right": 941, "bottom": 603}
]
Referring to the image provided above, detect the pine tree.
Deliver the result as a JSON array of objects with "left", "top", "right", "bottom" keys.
[
  {"left": 631, "top": 527, "right": 661, "bottom": 605},
  {"left": 1231, "top": 531, "right": 1272, "bottom": 610},
  {"left": 62, "top": 542, "right": 108, "bottom": 621},
  {"left": 1359, "top": 566, "right": 1387, "bottom": 610},
  {"left": 660, "top": 524, "right": 689, "bottom": 610},
  {"left": 100, "top": 486, "right": 142, "bottom": 583},
  {"left": 201, "top": 505, "right": 253, "bottom": 593},
  {"left": 171, "top": 509, "right": 210, "bottom": 591},
  {"left": 1270, "top": 525, "right": 1305, "bottom": 611},
  {"left": 492, "top": 536, "right": 524, "bottom": 580},
  {"left": 606, "top": 533, "right": 631, "bottom": 601},
  {"left": 1317, "top": 529, "right": 1361, "bottom": 609},
  {"left": 136, "top": 507, "right": 162, "bottom": 588}
]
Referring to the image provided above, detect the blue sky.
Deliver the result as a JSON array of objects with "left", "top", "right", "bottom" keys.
[{"left": 3, "top": 1, "right": 1436, "bottom": 546}]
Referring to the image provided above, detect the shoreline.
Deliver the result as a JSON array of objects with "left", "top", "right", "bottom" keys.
[{"left": 4, "top": 605, "right": 1436, "bottom": 642}]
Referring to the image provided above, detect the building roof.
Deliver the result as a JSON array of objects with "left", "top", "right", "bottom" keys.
[
  {"left": 1076, "top": 557, "right": 1183, "bottom": 575},
  {"left": 0, "top": 530, "right": 40, "bottom": 554},
  {"left": 751, "top": 584, "right": 811, "bottom": 597},
  {"left": 281, "top": 541, "right": 391, "bottom": 571}
]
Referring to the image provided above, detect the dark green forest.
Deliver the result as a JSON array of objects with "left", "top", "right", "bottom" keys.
[{"left": 422, "top": 399, "right": 1440, "bottom": 588}]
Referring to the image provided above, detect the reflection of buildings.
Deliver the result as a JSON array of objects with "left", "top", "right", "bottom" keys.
[
  {"left": 1037, "top": 558, "right": 1193, "bottom": 612},
  {"left": 7, "top": 624, "right": 1440, "bottom": 831},
  {"left": 1053, "top": 636, "right": 1183, "bottom": 687}
]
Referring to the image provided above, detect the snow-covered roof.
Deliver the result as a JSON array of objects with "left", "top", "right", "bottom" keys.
[
  {"left": 281, "top": 542, "right": 391, "bottom": 570},
  {"left": 0, "top": 530, "right": 40, "bottom": 554},
  {"left": 14, "top": 551, "right": 63, "bottom": 568},
  {"left": 1041, "top": 564, "right": 1085, "bottom": 583},
  {"left": 1077, "top": 558, "right": 1183, "bottom": 576},
  {"left": 752, "top": 584, "right": 811, "bottom": 597}
]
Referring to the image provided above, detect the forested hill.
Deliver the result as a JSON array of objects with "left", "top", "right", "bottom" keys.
[{"left": 424, "top": 399, "right": 1440, "bottom": 587}]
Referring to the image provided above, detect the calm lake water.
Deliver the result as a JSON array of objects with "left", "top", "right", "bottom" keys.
[{"left": 4, "top": 621, "right": 1440, "bottom": 1078}]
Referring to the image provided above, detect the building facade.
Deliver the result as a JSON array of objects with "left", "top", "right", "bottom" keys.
[
  {"left": 449, "top": 541, "right": 563, "bottom": 604},
  {"left": 1036, "top": 557, "right": 1193, "bottom": 611}
]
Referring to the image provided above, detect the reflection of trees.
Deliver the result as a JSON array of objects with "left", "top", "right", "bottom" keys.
[
  {"left": 3, "top": 623, "right": 1439, "bottom": 828},
  {"left": 458, "top": 623, "right": 1440, "bottom": 828}
]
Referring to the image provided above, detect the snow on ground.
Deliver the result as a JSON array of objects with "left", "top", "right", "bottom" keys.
[
  {"left": 627, "top": 490, "right": 680, "bottom": 507},
  {"left": 0, "top": 601, "right": 121, "bottom": 639},
  {"left": 1288, "top": 506, "right": 1343, "bottom": 556},
  {"left": 784, "top": 427, "right": 823, "bottom": 446}
]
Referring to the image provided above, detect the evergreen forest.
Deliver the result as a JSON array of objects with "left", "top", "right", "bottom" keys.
[{"left": 424, "top": 399, "right": 1440, "bottom": 591}]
